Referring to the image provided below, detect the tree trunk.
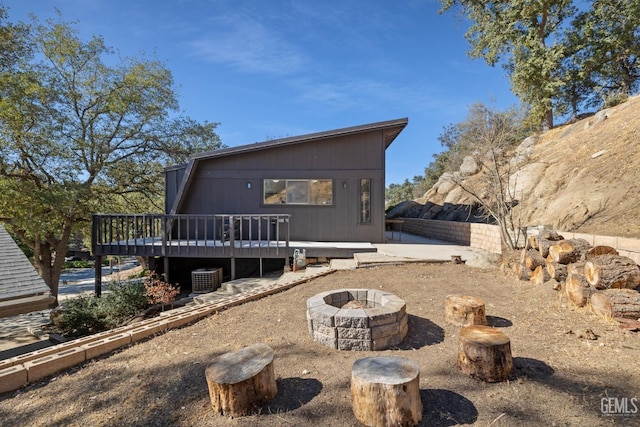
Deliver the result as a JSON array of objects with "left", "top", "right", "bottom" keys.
[
  {"left": 531, "top": 265, "right": 551, "bottom": 286},
  {"left": 535, "top": 231, "right": 564, "bottom": 257},
  {"left": 583, "top": 246, "right": 618, "bottom": 261},
  {"left": 514, "top": 263, "right": 532, "bottom": 281},
  {"left": 565, "top": 273, "right": 596, "bottom": 307},
  {"left": 546, "top": 262, "right": 568, "bottom": 283},
  {"left": 351, "top": 356, "right": 422, "bottom": 427},
  {"left": 585, "top": 255, "right": 640, "bottom": 290},
  {"left": 525, "top": 249, "right": 546, "bottom": 271},
  {"left": 548, "top": 239, "right": 592, "bottom": 264},
  {"left": 591, "top": 289, "right": 640, "bottom": 320},
  {"left": 205, "top": 343, "right": 277, "bottom": 417},
  {"left": 457, "top": 325, "right": 512, "bottom": 383},
  {"left": 444, "top": 295, "right": 487, "bottom": 326},
  {"left": 567, "top": 262, "right": 585, "bottom": 275}
]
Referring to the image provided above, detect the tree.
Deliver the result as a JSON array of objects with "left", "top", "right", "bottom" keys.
[
  {"left": 572, "top": 0, "right": 640, "bottom": 101},
  {"left": 385, "top": 179, "right": 415, "bottom": 208},
  {"left": 0, "top": 12, "right": 223, "bottom": 299},
  {"left": 438, "top": 103, "right": 529, "bottom": 250},
  {"left": 439, "top": 0, "right": 576, "bottom": 131}
]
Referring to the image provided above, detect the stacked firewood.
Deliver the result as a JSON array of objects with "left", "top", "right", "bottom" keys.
[{"left": 515, "top": 230, "right": 640, "bottom": 326}]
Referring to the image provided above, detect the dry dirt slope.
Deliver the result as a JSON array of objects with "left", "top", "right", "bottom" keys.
[{"left": 413, "top": 95, "right": 640, "bottom": 238}]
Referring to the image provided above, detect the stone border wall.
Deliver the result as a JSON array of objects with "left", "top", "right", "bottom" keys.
[
  {"left": 556, "top": 230, "right": 640, "bottom": 265},
  {"left": 400, "top": 218, "right": 502, "bottom": 254},
  {"left": 399, "top": 218, "right": 640, "bottom": 263},
  {"left": 0, "top": 268, "right": 335, "bottom": 395}
]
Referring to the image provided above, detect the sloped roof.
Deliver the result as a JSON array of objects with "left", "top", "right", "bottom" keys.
[
  {"left": 0, "top": 225, "right": 52, "bottom": 303},
  {"left": 169, "top": 118, "right": 408, "bottom": 214}
]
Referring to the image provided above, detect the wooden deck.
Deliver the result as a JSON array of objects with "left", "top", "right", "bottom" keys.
[{"left": 91, "top": 214, "right": 376, "bottom": 291}]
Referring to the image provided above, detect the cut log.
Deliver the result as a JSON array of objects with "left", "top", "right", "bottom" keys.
[
  {"left": 546, "top": 262, "right": 568, "bottom": 283},
  {"left": 444, "top": 295, "right": 487, "bottom": 326},
  {"left": 457, "top": 325, "right": 512, "bottom": 383},
  {"left": 205, "top": 343, "right": 277, "bottom": 417},
  {"left": 351, "top": 356, "right": 422, "bottom": 427},
  {"left": 548, "top": 239, "right": 592, "bottom": 264},
  {"left": 514, "top": 262, "right": 532, "bottom": 281},
  {"left": 565, "top": 273, "right": 596, "bottom": 307},
  {"left": 536, "top": 231, "right": 564, "bottom": 258},
  {"left": 538, "top": 230, "right": 564, "bottom": 241},
  {"left": 531, "top": 265, "right": 551, "bottom": 286},
  {"left": 525, "top": 249, "right": 546, "bottom": 271},
  {"left": 583, "top": 245, "right": 619, "bottom": 261},
  {"left": 591, "top": 289, "right": 640, "bottom": 320},
  {"left": 567, "top": 262, "right": 585, "bottom": 275},
  {"left": 584, "top": 255, "right": 640, "bottom": 290}
]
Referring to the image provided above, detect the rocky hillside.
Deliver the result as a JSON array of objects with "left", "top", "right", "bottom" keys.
[{"left": 388, "top": 95, "right": 640, "bottom": 239}]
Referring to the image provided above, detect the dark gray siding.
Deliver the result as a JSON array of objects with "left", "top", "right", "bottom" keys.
[
  {"left": 178, "top": 130, "right": 387, "bottom": 242},
  {"left": 165, "top": 166, "right": 186, "bottom": 213}
]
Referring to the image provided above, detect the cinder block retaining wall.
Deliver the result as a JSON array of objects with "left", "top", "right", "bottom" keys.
[
  {"left": 401, "top": 218, "right": 502, "bottom": 254},
  {"left": 557, "top": 230, "right": 640, "bottom": 265},
  {"left": 0, "top": 269, "right": 334, "bottom": 395},
  {"left": 400, "top": 218, "right": 640, "bottom": 263}
]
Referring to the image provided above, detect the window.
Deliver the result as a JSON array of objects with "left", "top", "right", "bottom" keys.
[
  {"left": 360, "top": 178, "right": 371, "bottom": 223},
  {"left": 264, "top": 179, "right": 333, "bottom": 205}
]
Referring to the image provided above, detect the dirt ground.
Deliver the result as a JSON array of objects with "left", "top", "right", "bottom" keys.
[{"left": 1, "top": 261, "right": 639, "bottom": 427}]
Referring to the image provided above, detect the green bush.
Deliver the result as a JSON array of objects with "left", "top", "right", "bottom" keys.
[
  {"left": 603, "top": 91, "right": 628, "bottom": 108},
  {"left": 100, "top": 281, "right": 149, "bottom": 327},
  {"left": 63, "top": 260, "right": 94, "bottom": 269},
  {"left": 56, "top": 294, "right": 106, "bottom": 337},
  {"left": 56, "top": 280, "right": 149, "bottom": 337}
]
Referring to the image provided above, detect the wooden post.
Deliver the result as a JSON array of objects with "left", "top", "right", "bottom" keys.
[
  {"left": 457, "top": 325, "right": 512, "bottom": 382},
  {"left": 444, "top": 295, "right": 487, "bottom": 327},
  {"left": 205, "top": 343, "right": 277, "bottom": 417},
  {"left": 94, "top": 255, "right": 102, "bottom": 297},
  {"left": 351, "top": 356, "right": 422, "bottom": 427}
]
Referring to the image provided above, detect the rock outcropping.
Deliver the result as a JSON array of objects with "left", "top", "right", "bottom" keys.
[{"left": 389, "top": 95, "right": 640, "bottom": 239}]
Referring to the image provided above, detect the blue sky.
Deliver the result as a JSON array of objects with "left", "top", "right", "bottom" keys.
[{"left": 4, "top": 0, "right": 518, "bottom": 185}]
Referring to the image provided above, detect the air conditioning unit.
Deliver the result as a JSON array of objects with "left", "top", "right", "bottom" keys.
[{"left": 191, "top": 268, "right": 222, "bottom": 293}]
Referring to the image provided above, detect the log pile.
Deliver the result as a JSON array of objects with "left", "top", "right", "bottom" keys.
[{"left": 514, "top": 229, "right": 640, "bottom": 327}]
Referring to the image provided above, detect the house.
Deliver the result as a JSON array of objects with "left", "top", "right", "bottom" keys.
[
  {"left": 0, "top": 224, "right": 56, "bottom": 318},
  {"left": 92, "top": 118, "right": 408, "bottom": 289}
]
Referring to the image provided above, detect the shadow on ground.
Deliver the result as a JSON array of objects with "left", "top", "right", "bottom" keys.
[
  {"left": 400, "top": 315, "right": 445, "bottom": 349},
  {"left": 487, "top": 315, "right": 513, "bottom": 327},
  {"left": 420, "top": 388, "right": 478, "bottom": 426},
  {"left": 260, "top": 377, "right": 323, "bottom": 413}
]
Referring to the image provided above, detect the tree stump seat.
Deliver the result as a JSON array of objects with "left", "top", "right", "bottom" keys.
[
  {"left": 444, "top": 294, "right": 488, "bottom": 327},
  {"left": 205, "top": 343, "right": 277, "bottom": 417},
  {"left": 457, "top": 325, "right": 512, "bottom": 382},
  {"left": 351, "top": 356, "right": 422, "bottom": 427}
]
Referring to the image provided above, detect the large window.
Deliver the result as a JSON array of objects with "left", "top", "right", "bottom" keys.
[{"left": 264, "top": 179, "right": 333, "bottom": 205}]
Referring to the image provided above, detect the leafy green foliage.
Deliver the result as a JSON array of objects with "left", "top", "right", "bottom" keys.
[
  {"left": 63, "top": 260, "right": 94, "bottom": 269},
  {"left": 56, "top": 281, "right": 149, "bottom": 337},
  {"left": 0, "top": 9, "right": 223, "bottom": 296}
]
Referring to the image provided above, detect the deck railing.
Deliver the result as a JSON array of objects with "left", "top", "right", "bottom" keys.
[{"left": 91, "top": 213, "right": 290, "bottom": 259}]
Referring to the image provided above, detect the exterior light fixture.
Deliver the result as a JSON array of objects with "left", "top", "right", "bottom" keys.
[
  {"left": 247, "top": 182, "right": 252, "bottom": 189},
  {"left": 343, "top": 182, "right": 348, "bottom": 189}
]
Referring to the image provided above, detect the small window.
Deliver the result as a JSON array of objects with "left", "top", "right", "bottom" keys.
[
  {"left": 360, "top": 178, "right": 371, "bottom": 223},
  {"left": 264, "top": 179, "right": 333, "bottom": 205}
]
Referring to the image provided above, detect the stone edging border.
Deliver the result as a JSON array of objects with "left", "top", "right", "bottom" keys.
[{"left": 0, "top": 268, "right": 336, "bottom": 394}]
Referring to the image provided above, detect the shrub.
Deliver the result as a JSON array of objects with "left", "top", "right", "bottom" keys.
[
  {"left": 56, "top": 280, "right": 150, "bottom": 337},
  {"left": 144, "top": 272, "right": 180, "bottom": 311},
  {"left": 602, "top": 91, "right": 628, "bottom": 108},
  {"left": 100, "top": 281, "right": 149, "bottom": 328},
  {"left": 63, "top": 260, "right": 94, "bottom": 269},
  {"left": 56, "top": 294, "right": 106, "bottom": 337}
]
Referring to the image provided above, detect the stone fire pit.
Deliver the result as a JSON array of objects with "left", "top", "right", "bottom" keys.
[{"left": 306, "top": 289, "right": 408, "bottom": 351}]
